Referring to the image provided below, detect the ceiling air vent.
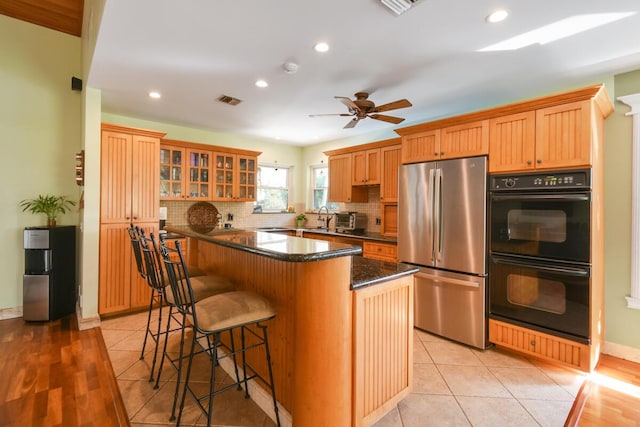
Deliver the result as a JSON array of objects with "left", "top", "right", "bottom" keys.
[
  {"left": 217, "top": 95, "right": 242, "bottom": 106},
  {"left": 380, "top": 0, "right": 423, "bottom": 16}
]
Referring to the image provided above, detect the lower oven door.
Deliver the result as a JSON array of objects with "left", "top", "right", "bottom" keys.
[{"left": 489, "top": 254, "right": 590, "bottom": 343}]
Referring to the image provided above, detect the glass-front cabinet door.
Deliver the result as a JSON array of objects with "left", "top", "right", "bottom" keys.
[
  {"left": 186, "top": 149, "right": 211, "bottom": 200},
  {"left": 213, "top": 153, "right": 257, "bottom": 201},
  {"left": 214, "top": 153, "right": 235, "bottom": 200},
  {"left": 160, "top": 145, "right": 186, "bottom": 200},
  {"left": 237, "top": 156, "right": 256, "bottom": 201}
]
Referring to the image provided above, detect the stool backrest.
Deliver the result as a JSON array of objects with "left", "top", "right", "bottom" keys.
[
  {"left": 127, "top": 224, "right": 146, "bottom": 280},
  {"left": 139, "top": 230, "right": 167, "bottom": 292},
  {"left": 160, "top": 240, "right": 197, "bottom": 320}
]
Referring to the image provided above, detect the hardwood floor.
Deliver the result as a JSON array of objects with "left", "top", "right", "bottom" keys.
[
  {"left": 1, "top": 313, "right": 639, "bottom": 426},
  {"left": 565, "top": 354, "right": 640, "bottom": 426},
  {"left": 0, "top": 315, "right": 129, "bottom": 427}
]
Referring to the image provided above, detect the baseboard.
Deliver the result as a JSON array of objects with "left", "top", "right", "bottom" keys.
[
  {"left": 76, "top": 302, "right": 101, "bottom": 330},
  {"left": 602, "top": 340, "right": 640, "bottom": 364},
  {"left": 0, "top": 306, "right": 23, "bottom": 320}
]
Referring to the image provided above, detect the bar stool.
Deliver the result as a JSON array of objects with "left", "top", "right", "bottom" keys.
[
  {"left": 127, "top": 224, "right": 163, "bottom": 381},
  {"left": 139, "top": 232, "right": 235, "bottom": 420},
  {"left": 160, "top": 239, "right": 281, "bottom": 427}
]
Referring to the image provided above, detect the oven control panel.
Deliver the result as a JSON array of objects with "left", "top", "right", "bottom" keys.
[{"left": 491, "top": 169, "right": 590, "bottom": 191}]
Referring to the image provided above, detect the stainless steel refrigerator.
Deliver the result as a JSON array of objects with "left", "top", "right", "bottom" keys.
[{"left": 398, "top": 156, "right": 488, "bottom": 349}]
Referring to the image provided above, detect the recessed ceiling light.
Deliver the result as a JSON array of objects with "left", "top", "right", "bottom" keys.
[
  {"left": 255, "top": 79, "right": 269, "bottom": 88},
  {"left": 149, "top": 91, "right": 161, "bottom": 99},
  {"left": 486, "top": 9, "right": 509, "bottom": 23},
  {"left": 314, "top": 42, "right": 330, "bottom": 53}
]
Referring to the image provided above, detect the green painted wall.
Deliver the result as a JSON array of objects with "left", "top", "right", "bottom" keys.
[
  {"left": 0, "top": 15, "right": 82, "bottom": 312},
  {"left": 603, "top": 70, "right": 640, "bottom": 348}
]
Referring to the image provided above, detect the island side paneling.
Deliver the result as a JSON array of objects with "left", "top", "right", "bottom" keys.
[{"left": 190, "top": 237, "right": 354, "bottom": 426}]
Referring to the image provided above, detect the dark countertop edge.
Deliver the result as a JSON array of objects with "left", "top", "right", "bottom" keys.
[
  {"left": 350, "top": 258, "right": 419, "bottom": 290},
  {"left": 164, "top": 226, "right": 363, "bottom": 262},
  {"left": 256, "top": 227, "right": 397, "bottom": 244}
]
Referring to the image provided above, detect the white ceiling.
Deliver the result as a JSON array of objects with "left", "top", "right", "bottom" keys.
[{"left": 88, "top": 0, "right": 640, "bottom": 146}]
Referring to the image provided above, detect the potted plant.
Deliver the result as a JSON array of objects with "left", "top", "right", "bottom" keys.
[
  {"left": 19, "top": 194, "right": 76, "bottom": 227},
  {"left": 295, "top": 213, "right": 307, "bottom": 229}
]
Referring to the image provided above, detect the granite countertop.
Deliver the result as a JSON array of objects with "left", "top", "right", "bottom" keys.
[
  {"left": 164, "top": 225, "right": 362, "bottom": 262},
  {"left": 251, "top": 227, "right": 397, "bottom": 243},
  {"left": 351, "top": 256, "right": 418, "bottom": 290}
]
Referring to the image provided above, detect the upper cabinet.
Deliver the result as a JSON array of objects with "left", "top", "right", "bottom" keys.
[
  {"left": 400, "top": 120, "right": 488, "bottom": 164},
  {"left": 213, "top": 153, "right": 257, "bottom": 201},
  {"left": 380, "top": 145, "right": 402, "bottom": 203},
  {"left": 186, "top": 148, "right": 212, "bottom": 200},
  {"left": 489, "top": 100, "right": 596, "bottom": 173},
  {"left": 161, "top": 139, "right": 260, "bottom": 202},
  {"left": 396, "top": 84, "right": 613, "bottom": 174},
  {"left": 160, "top": 145, "right": 186, "bottom": 200},
  {"left": 488, "top": 112, "right": 536, "bottom": 173},
  {"left": 352, "top": 148, "right": 381, "bottom": 185},
  {"left": 328, "top": 153, "right": 367, "bottom": 203}
]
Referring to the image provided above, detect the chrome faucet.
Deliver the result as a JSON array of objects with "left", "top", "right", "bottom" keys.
[{"left": 316, "top": 206, "right": 333, "bottom": 229}]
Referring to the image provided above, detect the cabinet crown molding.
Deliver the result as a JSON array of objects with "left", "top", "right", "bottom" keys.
[
  {"left": 101, "top": 123, "right": 167, "bottom": 139},
  {"left": 394, "top": 84, "right": 613, "bottom": 136},
  {"left": 161, "top": 138, "right": 261, "bottom": 157}
]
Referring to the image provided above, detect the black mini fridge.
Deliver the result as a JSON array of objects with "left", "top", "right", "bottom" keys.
[{"left": 23, "top": 226, "right": 76, "bottom": 321}]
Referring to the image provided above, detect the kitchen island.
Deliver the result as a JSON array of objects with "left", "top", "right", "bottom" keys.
[{"left": 165, "top": 225, "right": 416, "bottom": 427}]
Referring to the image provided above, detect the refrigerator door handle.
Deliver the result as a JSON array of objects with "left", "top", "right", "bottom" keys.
[
  {"left": 434, "top": 168, "right": 443, "bottom": 261},
  {"left": 415, "top": 271, "right": 481, "bottom": 288},
  {"left": 428, "top": 168, "right": 436, "bottom": 262}
]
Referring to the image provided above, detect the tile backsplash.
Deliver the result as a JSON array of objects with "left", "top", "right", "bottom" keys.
[{"left": 160, "top": 186, "right": 382, "bottom": 232}]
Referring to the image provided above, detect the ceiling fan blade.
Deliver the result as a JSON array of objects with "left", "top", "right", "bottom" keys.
[
  {"left": 344, "top": 118, "right": 359, "bottom": 128},
  {"left": 369, "top": 114, "right": 405, "bottom": 124},
  {"left": 373, "top": 99, "right": 412, "bottom": 112},
  {"left": 335, "top": 96, "right": 360, "bottom": 112},
  {"left": 309, "top": 113, "right": 354, "bottom": 117}
]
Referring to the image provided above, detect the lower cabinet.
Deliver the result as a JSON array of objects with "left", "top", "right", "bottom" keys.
[
  {"left": 363, "top": 241, "right": 398, "bottom": 263},
  {"left": 489, "top": 319, "right": 592, "bottom": 371},
  {"left": 98, "top": 222, "right": 157, "bottom": 315},
  {"left": 353, "top": 275, "right": 413, "bottom": 426}
]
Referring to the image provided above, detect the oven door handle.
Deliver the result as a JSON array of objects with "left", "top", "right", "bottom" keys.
[
  {"left": 491, "top": 194, "right": 589, "bottom": 202},
  {"left": 492, "top": 256, "right": 590, "bottom": 277}
]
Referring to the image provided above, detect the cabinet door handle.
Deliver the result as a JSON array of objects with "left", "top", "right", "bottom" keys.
[
  {"left": 527, "top": 160, "right": 532, "bottom": 165},
  {"left": 537, "top": 159, "right": 542, "bottom": 164},
  {"left": 440, "top": 152, "right": 445, "bottom": 155},
  {"left": 433, "top": 152, "right": 438, "bottom": 156}
]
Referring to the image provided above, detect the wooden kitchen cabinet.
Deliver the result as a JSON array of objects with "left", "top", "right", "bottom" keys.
[
  {"left": 352, "top": 148, "right": 380, "bottom": 185},
  {"left": 328, "top": 153, "right": 367, "bottom": 203},
  {"left": 488, "top": 111, "right": 536, "bottom": 172},
  {"left": 185, "top": 148, "right": 212, "bottom": 200},
  {"left": 363, "top": 241, "right": 397, "bottom": 263},
  {"left": 353, "top": 275, "right": 413, "bottom": 426},
  {"left": 99, "top": 123, "right": 165, "bottom": 315},
  {"left": 380, "top": 145, "right": 401, "bottom": 202},
  {"left": 213, "top": 153, "right": 257, "bottom": 201},
  {"left": 160, "top": 144, "right": 186, "bottom": 200},
  {"left": 381, "top": 203, "right": 398, "bottom": 237},
  {"left": 489, "top": 101, "right": 593, "bottom": 173},
  {"left": 401, "top": 120, "right": 488, "bottom": 164},
  {"left": 401, "top": 129, "right": 440, "bottom": 164},
  {"left": 535, "top": 100, "right": 593, "bottom": 170}
]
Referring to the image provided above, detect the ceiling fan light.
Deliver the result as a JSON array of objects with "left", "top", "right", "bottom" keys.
[{"left": 380, "top": 0, "right": 412, "bottom": 16}]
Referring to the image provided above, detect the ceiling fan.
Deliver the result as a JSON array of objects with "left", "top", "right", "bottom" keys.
[{"left": 309, "top": 92, "right": 412, "bottom": 128}]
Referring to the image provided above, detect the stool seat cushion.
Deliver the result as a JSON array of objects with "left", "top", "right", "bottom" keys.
[
  {"left": 165, "top": 275, "right": 235, "bottom": 305},
  {"left": 193, "top": 291, "right": 276, "bottom": 332}
]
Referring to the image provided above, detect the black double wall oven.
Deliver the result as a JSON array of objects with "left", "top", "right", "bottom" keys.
[{"left": 489, "top": 169, "right": 592, "bottom": 344}]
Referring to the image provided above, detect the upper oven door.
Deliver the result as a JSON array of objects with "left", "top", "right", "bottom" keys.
[{"left": 490, "top": 192, "right": 590, "bottom": 263}]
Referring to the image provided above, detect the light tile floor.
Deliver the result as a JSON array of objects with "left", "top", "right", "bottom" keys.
[{"left": 101, "top": 309, "right": 586, "bottom": 427}]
